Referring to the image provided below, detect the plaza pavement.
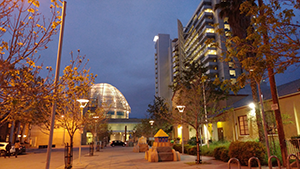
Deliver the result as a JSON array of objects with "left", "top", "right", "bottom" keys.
[{"left": 55, "top": 146, "right": 281, "bottom": 169}]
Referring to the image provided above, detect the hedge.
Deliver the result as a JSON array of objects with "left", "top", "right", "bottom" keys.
[
  {"left": 213, "top": 146, "right": 227, "bottom": 160},
  {"left": 228, "top": 141, "right": 266, "bottom": 166}
]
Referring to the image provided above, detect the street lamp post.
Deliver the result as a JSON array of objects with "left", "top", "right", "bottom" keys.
[
  {"left": 177, "top": 105, "right": 185, "bottom": 154},
  {"left": 149, "top": 120, "right": 154, "bottom": 146},
  {"left": 61, "top": 115, "right": 65, "bottom": 146},
  {"left": 133, "top": 129, "right": 136, "bottom": 143},
  {"left": 93, "top": 116, "right": 99, "bottom": 153},
  {"left": 76, "top": 99, "right": 89, "bottom": 163},
  {"left": 45, "top": 2, "right": 67, "bottom": 169},
  {"left": 149, "top": 120, "right": 154, "bottom": 144}
]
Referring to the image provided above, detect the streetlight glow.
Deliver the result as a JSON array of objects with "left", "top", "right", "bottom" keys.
[
  {"left": 249, "top": 103, "right": 255, "bottom": 109},
  {"left": 249, "top": 103, "right": 256, "bottom": 116},
  {"left": 176, "top": 105, "right": 185, "bottom": 113},
  {"left": 149, "top": 120, "right": 154, "bottom": 126},
  {"left": 77, "top": 99, "right": 89, "bottom": 108}
]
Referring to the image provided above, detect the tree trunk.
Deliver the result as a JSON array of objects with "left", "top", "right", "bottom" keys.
[
  {"left": 267, "top": 67, "right": 287, "bottom": 166},
  {"left": 257, "top": 0, "right": 288, "bottom": 165},
  {"left": 250, "top": 78, "right": 265, "bottom": 143},
  {"left": 70, "top": 135, "right": 73, "bottom": 154},
  {"left": 67, "top": 136, "right": 73, "bottom": 168},
  {"left": 196, "top": 129, "right": 201, "bottom": 164}
]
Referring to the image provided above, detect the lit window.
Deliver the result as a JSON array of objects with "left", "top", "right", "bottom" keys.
[
  {"left": 206, "top": 28, "right": 215, "bottom": 33},
  {"left": 224, "top": 24, "right": 230, "bottom": 30},
  {"left": 238, "top": 115, "right": 249, "bottom": 135},
  {"left": 229, "top": 62, "right": 234, "bottom": 68},
  {"left": 193, "top": 15, "right": 198, "bottom": 21},
  {"left": 226, "top": 32, "right": 231, "bottom": 37},
  {"left": 230, "top": 70, "right": 236, "bottom": 76},
  {"left": 206, "top": 50, "right": 217, "bottom": 55},
  {"left": 224, "top": 17, "right": 229, "bottom": 22},
  {"left": 204, "top": 9, "right": 213, "bottom": 13},
  {"left": 230, "top": 78, "right": 236, "bottom": 84}
]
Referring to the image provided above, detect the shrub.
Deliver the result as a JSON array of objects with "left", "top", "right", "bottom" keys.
[
  {"left": 201, "top": 144, "right": 215, "bottom": 156},
  {"left": 188, "top": 137, "right": 197, "bottom": 145},
  {"left": 188, "top": 146, "right": 197, "bottom": 155},
  {"left": 228, "top": 141, "right": 266, "bottom": 166},
  {"left": 263, "top": 140, "right": 283, "bottom": 166},
  {"left": 213, "top": 146, "right": 226, "bottom": 160},
  {"left": 220, "top": 148, "right": 230, "bottom": 162},
  {"left": 173, "top": 144, "right": 195, "bottom": 154},
  {"left": 173, "top": 144, "right": 182, "bottom": 152},
  {"left": 200, "top": 140, "right": 230, "bottom": 157},
  {"left": 184, "top": 144, "right": 192, "bottom": 154},
  {"left": 180, "top": 140, "right": 230, "bottom": 157}
]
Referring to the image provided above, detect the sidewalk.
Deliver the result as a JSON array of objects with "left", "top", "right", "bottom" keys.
[{"left": 55, "top": 147, "right": 279, "bottom": 169}]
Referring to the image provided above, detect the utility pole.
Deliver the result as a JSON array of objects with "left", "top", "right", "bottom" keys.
[
  {"left": 45, "top": 2, "right": 66, "bottom": 169},
  {"left": 257, "top": 0, "right": 287, "bottom": 166}
]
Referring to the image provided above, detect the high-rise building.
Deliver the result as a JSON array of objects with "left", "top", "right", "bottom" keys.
[
  {"left": 154, "top": 34, "right": 173, "bottom": 105},
  {"left": 177, "top": 0, "right": 242, "bottom": 82},
  {"left": 171, "top": 38, "right": 180, "bottom": 87}
]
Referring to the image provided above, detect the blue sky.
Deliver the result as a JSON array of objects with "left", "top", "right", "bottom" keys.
[
  {"left": 38, "top": 1, "right": 201, "bottom": 118},
  {"left": 38, "top": 0, "right": 300, "bottom": 119}
]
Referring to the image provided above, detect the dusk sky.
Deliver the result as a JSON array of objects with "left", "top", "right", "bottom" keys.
[{"left": 38, "top": 1, "right": 300, "bottom": 119}]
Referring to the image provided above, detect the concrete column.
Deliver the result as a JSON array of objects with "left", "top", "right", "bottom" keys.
[
  {"left": 202, "top": 124, "right": 211, "bottom": 144},
  {"left": 183, "top": 124, "right": 189, "bottom": 144},
  {"left": 124, "top": 126, "right": 127, "bottom": 142},
  {"left": 212, "top": 123, "right": 218, "bottom": 141}
]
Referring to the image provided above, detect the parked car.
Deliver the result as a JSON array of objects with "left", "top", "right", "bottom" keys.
[
  {"left": 0, "top": 142, "right": 16, "bottom": 156},
  {"left": 110, "top": 140, "right": 126, "bottom": 147}
]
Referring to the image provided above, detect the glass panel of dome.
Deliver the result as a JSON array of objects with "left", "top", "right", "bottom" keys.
[
  {"left": 117, "top": 112, "right": 124, "bottom": 116},
  {"left": 90, "top": 83, "right": 131, "bottom": 119},
  {"left": 107, "top": 111, "right": 114, "bottom": 115}
]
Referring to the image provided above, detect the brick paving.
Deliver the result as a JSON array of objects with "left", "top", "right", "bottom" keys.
[{"left": 57, "top": 147, "right": 279, "bottom": 169}]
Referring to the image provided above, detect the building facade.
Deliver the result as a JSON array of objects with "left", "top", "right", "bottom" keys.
[
  {"left": 177, "top": 0, "right": 242, "bottom": 81},
  {"left": 154, "top": 34, "right": 173, "bottom": 106}
]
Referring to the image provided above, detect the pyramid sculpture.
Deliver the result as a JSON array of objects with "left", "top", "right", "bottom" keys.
[{"left": 145, "top": 129, "right": 180, "bottom": 162}]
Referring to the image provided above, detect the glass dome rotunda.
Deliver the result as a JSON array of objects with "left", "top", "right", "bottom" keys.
[{"left": 89, "top": 83, "right": 131, "bottom": 119}]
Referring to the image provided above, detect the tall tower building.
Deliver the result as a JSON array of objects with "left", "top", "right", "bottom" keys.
[
  {"left": 171, "top": 38, "right": 180, "bottom": 87},
  {"left": 154, "top": 34, "right": 173, "bottom": 105},
  {"left": 177, "top": 0, "right": 242, "bottom": 82}
]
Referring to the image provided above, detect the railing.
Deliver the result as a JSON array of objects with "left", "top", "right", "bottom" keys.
[
  {"left": 287, "top": 154, "right": 300, "bottom": 169},
  {"left": 268, "top": 156, "right": 281, "bottom": 169},
  {"left": 228, "top": 158, "right": 241, "bottom": 169},
  {"left": 228, "top": 154, "right": 300, "bottom": 169},
  {"left": 248, "top": 157, "right": 261, "bottom": 169}
]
